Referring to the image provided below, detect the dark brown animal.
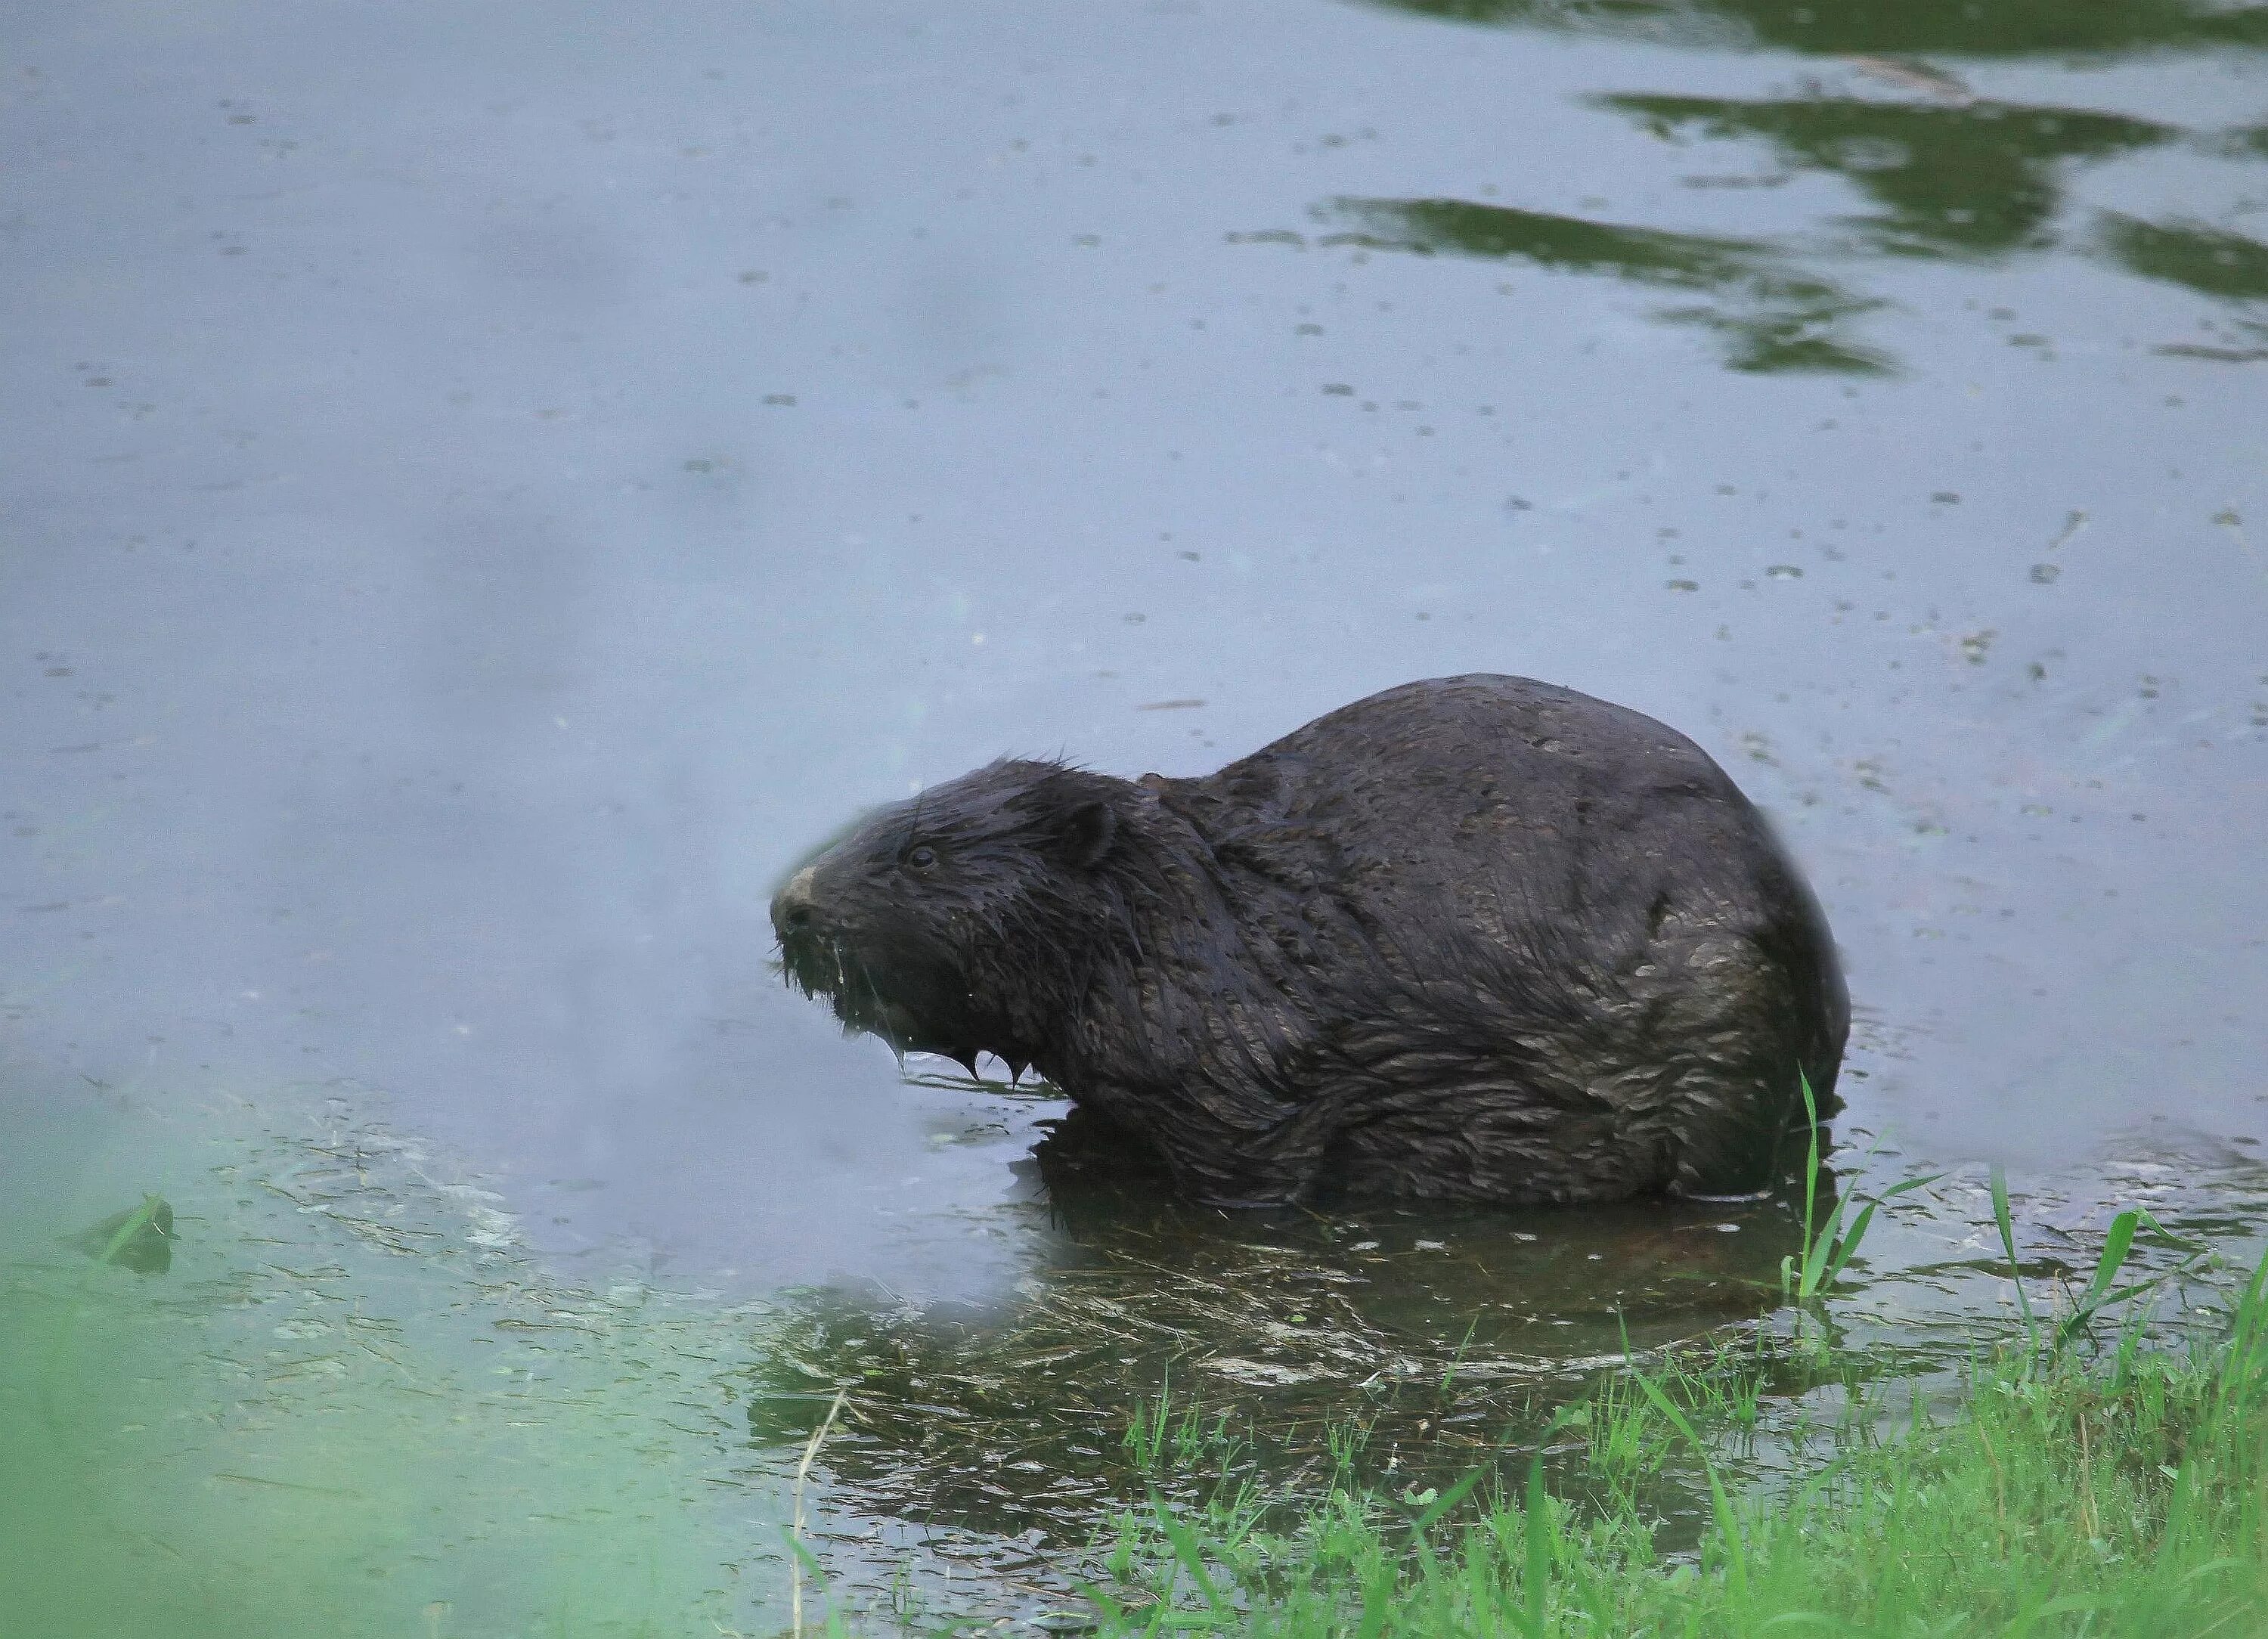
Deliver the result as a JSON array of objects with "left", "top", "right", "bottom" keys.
[{"left": 772, "top": 675, "right": 1847, "bottom": 1207}]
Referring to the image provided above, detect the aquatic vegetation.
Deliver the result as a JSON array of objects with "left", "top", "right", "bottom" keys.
[
  {"left": 1086, "top": 1244, "right": 2268, "bottom": 1637},
  {"left": 743, "top": 1183, "right": 1808, "bottom": 1547},
  {"left": 1780, "top": 1074, "right": 1938, "bottom": 1315}
]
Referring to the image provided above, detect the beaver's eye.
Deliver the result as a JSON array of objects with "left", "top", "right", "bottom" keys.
[{"left": 906, "top": 844, "right": 937, "bottom": 870}]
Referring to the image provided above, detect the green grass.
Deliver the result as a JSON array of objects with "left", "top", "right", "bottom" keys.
[
  {"left": 1780, "top": 1073, "right": 1938, "bottom": 1315},
  {"left": 1087, "top": 1263, "right": 2268, "bottom": 1635},
  {"left": 1083, "top": 1201, "right": 2268, "bottom": 1639}
]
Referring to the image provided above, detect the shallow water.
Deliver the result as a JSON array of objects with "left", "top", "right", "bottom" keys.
[
  {"left": 0, "top": 1092, "right": 779, "bottom": 1637},
  {"left": 4, "top": 0, "right": 2266, "bottom": 1627}
]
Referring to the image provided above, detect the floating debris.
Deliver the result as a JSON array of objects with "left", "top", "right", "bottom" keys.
[{"left": 64, "top": 1194, "right": 175, "bottom": 1275}]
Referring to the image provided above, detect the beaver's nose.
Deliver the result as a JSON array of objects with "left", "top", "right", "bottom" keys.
[{"left": 772, "top": 866, "right": 823, "bottom": 937}]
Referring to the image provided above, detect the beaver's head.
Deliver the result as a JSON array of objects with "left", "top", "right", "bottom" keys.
[{"left": 770, "top": 761, "right": 1139, "bottom": 1077}]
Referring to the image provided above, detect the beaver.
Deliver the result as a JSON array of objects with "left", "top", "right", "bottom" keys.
[{"left": 771, "top": 674, "right": 1847, "bottom": 1208}]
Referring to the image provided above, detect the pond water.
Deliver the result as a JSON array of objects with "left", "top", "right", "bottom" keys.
[{"left": 4, "top": 0, "right": 2266, "bottom": 1630}]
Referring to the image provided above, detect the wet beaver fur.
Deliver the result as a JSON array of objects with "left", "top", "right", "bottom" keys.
[{"left": 772, "top": 674, "right": 1847, "bottom": 1208}]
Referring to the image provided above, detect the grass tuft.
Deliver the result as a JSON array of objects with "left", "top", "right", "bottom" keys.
[{"left": 1088, "top": 1232, "right": 2268, "bottom": 1638}]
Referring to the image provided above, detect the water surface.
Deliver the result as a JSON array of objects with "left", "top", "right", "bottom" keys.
[{"left": 5, "top": 0, "right": 2266, "bottom": 1625}]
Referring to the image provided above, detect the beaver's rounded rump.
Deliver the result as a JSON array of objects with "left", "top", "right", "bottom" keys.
[{"left": 772, "top": 674, "right": 1848, "bottom": 1207}]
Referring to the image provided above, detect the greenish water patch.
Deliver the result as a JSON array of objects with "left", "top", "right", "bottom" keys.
[
  {"left": 1241, "top": 8, "right": 2268, "bottom": 376},
  {"left": 1598, "top": 96, "right": 2172, "bottom": 262},
  {"left": 1313, "top": 197, "right": 1890, "bottom": 372},
  {"left": 1297, "top": 86, "right": 2256, "bottom": 374},
  {"left": 2102, "top": 214, "right": 2268, "bottom": 302},
  {"left": 0, "top": 1094, "right": 786, "bottom": 1639},
  {"left": 1355, "top": 0, "right": 2268, "bottom": 58}
]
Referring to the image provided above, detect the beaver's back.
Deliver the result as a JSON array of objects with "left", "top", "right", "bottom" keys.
[
  {"left": 1137, "top": 675, "right": 1847, "bottom": 1200},
  {"left": 1160, "top": 676, "right": 1782, "bottom": 971}
]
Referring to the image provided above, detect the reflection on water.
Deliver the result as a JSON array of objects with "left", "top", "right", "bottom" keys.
[
  {"left": 1359, "top": 0, "right": 2268, "bottom": 57},
  {"left": 1309, "top": 91, "right": 2210, "bottom": 372},
  {"left": 1288, "top": 4, "right": 2268, "bottom": 375},
  {"left": 1602, "top": 96, "right": 2170, "bottom": 260},
  {"left": 2103, "top": 214, "right": 2268, "bottom": 302},
  {"left": 749, "top": 1126, "right": 1808, "bottom": 1540},
  {"left": 2105, "top": 214, "right": 2268, "bottom": 358},
  {"left": 752, "top": 1100, "right": 2268, "bottom": 1619},
  {"left": 1317, "top": 197, "right": 1891, "bottom": 372}
]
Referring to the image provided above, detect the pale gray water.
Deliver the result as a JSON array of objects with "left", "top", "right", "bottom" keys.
[{"left": 5, "top": 0, "right": 2266, "bottom": 1311}]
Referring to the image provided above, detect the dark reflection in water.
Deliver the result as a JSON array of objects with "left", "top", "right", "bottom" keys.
[
  {"left": 2102, "top": 214, "right": 2268, "bottom": 301},
  {"left": 1358, "top": 0, "right": 2268, "bottom": 57},
  {"left": 1603, "top": 97, "right": 2170, "bottom": 260},
  {"left": 749, "top": 1132, "right": 2268, "bottom": 1597},
  {"left": 1314, "top": 92, "right": 2197, "bottom": 372},
  {"left": 1318, "top": 197, "right": 1890, "bottom": 372},
  {"left": 748, "top": 1108, "right": 1814, "bottom": 1539},
  {"left": 2102, "top": 215, "right": 2268, "bottom": 358}
]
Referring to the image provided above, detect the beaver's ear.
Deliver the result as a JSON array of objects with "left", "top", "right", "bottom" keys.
[{"left": 1055, "top": 798, "right": 1118, "bottom": 871}]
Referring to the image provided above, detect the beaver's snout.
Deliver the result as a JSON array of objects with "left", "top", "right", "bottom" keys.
[
  {"left": 769, "top": 847, "right": 978, "bottom": 1063},
  {"left": 772, "top": 866, "right": 823, "bottom": 937},
  {"left": 770, "top": 864, "right": 857, "bottom": 1006}
]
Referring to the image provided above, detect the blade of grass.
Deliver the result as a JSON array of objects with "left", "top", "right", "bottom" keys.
[
  {"left": 1991, "top": 1166, "right": 2042, "bottom": 1359},
  {"left": 1786, "top": 1070, "right": 1824, "bottom": 1302},
  {"left": 1632, "top": 1371, "right": 1748, "bottom": 1605},
  {"left": 1407, "top": 1467, "right": 1484, "bottom": 1535},
  {"left": 2053, "top": 1207, "right": 2207, "bottom": 1355},
  {"left": 1783, "top": 1071, "right": 1938, "bottom": 1305},
  {"left": 1521, "top": 1450, "right": 1551, "bottom": 1639},
  {"left": 1150, "top": 1501, "right": 1228, "bottom": 1616},
  {"left": 95, "top": 1196, "right": 163, "bottom": 1266},
  {"left": 1508, "top": 1405, "right": 1587, "bottom": 1639},
  {"left": 789, "top": 1386, "right": 847, "bottom": 1639},
  {"left": 1816, "top": 1175, "right": 1941, "bottom": 1294}
]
